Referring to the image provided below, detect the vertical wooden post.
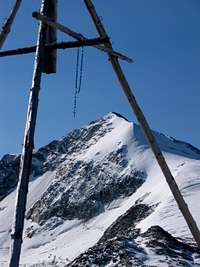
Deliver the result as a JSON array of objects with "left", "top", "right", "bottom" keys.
[
  {"left": 84, "top": 0, "right": 200, "bottom": 249},
  {"left": 42, "top": 0, "right": 57, "bottom": 74},
  {"left": 0, "top": 0, "right": 22, "bottom": 49},
  {"left": 9, "top": 1, "right": 48, "bottom": 266}
]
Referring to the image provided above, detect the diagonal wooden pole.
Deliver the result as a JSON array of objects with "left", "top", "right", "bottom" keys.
[
  {"left": 84, "top": 0, "right": 200, "bottom": 249},
  {"left": 9, "top": 1, "right": 48, "bottom": 266},
  {"left": 0, "top": 0, "right": 22, "bottom": 48}
]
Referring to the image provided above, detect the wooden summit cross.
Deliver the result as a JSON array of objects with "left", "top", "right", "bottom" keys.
[{"left": 0, "top": 0, "right": 199, "bottom": 266}]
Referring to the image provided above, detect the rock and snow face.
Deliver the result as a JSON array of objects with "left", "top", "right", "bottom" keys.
[{"left": 0, "top": 112, "right": 200, "bottom": 266}]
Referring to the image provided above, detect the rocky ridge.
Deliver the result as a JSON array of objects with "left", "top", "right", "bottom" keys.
[{"left": 67, "top": 203, "right": 199, "bottom": 267}]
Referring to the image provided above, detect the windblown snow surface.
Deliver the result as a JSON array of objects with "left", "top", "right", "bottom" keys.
[{"left": 0, "top": 112, "right": 200, "bottom": 266}]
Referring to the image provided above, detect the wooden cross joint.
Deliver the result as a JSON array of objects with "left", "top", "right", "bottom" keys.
[{"left": 32, "top": 12, "right": 133, "bottom": 63}]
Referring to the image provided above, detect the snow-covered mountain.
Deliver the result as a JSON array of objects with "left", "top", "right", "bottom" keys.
[{"left": 0, "top": 112, "right": 200, "bottom": 266}]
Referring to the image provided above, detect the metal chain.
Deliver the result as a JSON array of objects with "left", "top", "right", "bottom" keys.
[
  {"left": 73, "top": 46, "right": 84, "bottom": 117},
  {"left": 75, "top": 47, "right": 80, "bottom": 90},
  {"left": 77, "top": 46, "right": 84, "bottom": 93}
]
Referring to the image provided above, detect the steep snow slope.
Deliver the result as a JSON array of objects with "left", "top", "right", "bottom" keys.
[{"left": 0, "top": 112, "right": 200, "bottom": 266}]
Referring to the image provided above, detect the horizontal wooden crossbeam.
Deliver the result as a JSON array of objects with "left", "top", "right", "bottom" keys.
[
  {"left": 32, "top": 12, "right": 133, "bottom": 63},
  {"left": 0, "top": 37, "right": 108, "bottom": 57}
]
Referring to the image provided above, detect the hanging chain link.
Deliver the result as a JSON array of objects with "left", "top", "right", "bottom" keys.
[
  {"left": 73, "top": 46, "right": 84, "bottom": 117},
  {"left": 75, "top": 46, "right": 80, "bottom": 90},
  {"left": 77, "top": 45, "right": 84, "bottom": 93}
]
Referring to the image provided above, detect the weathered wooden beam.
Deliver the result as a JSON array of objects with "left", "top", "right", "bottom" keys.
[
  {"left": 0, "top": 37, "right": 108, "bottom": 57},
  {"left": 84, "top": 0, "right": 200, "bottom": 250},
  {"left": 42, "top": 0, "right": 57, "bottom": 74},
  {"left": 0, "top": 0, "right": 22, "bottom": 48},
  {"left": 32, "top": 11, "right": 133, "bottom": 63},
  {"left": 9, "top": 1, "right": 48, "bottom": 266}
]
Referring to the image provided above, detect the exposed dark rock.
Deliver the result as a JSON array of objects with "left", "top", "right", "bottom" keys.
[
  {"left": 141, "top": 225, "right": 198, "bottom": 261},
  {"left": 0, "top": 115, "right": 113, "bottom": 201},
  {"left": 67, "top": 237, "right": 147, "bottom": 267},
  {"left": 0, "top": 154, "right": 20, "bottom": 200},
  {"left": 67, "top": 204, "right": 200, "bottom": 267},
  {"left": 100, "top": 204, "right": 153, "bottom": 243},
  {"left": 27, "top": 155, "right": 146, "bottom": 224}
]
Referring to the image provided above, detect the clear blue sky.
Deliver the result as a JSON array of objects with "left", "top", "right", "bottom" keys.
[{"left": 0, "top": 0, "right": 199, "bottom": 157}]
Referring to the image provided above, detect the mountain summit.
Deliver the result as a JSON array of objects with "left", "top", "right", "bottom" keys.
[{"left": 0, "top": 112, "right": 200, "bottom": 266}]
